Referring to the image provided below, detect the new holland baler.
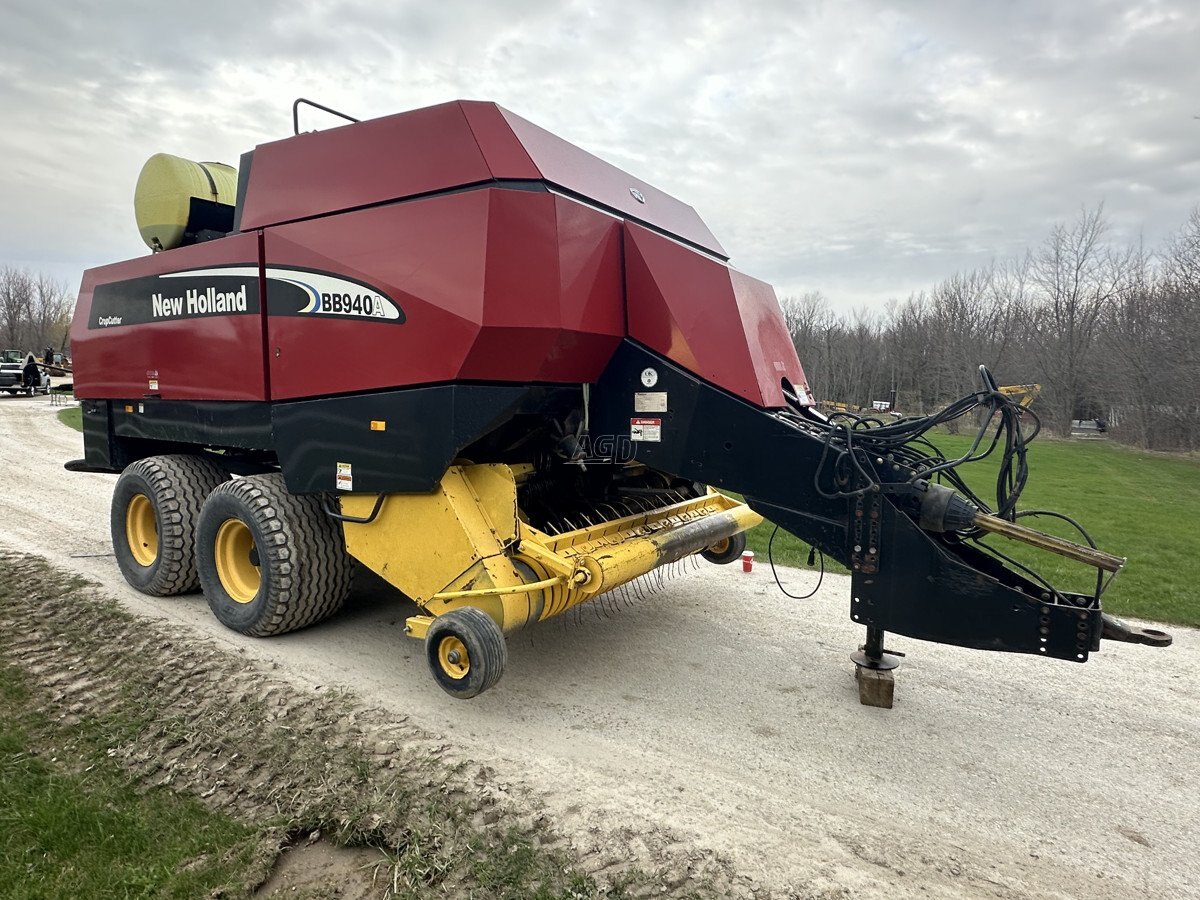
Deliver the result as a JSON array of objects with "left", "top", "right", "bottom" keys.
[{"left": 68, "top": 99, "right": 1169, "bottom": 704}]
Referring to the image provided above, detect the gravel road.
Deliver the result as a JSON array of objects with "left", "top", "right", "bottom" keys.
[{"left": 1, "top": 396, "right": 1197, "bottom": 899}]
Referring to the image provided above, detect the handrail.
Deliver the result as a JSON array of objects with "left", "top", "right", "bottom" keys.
[{"left": 293, "top": 98, "right": 360, "bottom": 135}]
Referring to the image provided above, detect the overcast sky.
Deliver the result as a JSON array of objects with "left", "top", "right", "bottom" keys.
[{"left": 2, "top": 0, "right": 1197, "bottom": 310}]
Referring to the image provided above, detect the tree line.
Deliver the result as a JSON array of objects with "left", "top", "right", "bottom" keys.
[
  {"left": 0, "top": 267, "right": 74, "bottom": 359},
  {"left": 783, "top": 204, "right": 1200, "bottom": 452}
]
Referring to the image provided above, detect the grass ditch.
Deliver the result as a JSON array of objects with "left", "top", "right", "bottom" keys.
[
  {"left": 56, "top": 405, "right": 82, "bottom": 432},
  {"left": 735, "top": 430, "right": 1200, "bottom": 627},
  {"left": 0, "top": 553, "right": 709, "bottom": 898},
  {"left": 0, "top": 663, "right": 265, "bottom": 896}
]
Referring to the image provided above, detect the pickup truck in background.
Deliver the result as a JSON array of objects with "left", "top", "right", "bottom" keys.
[{"left": 0, "top": 350, "right": 51, "bottom": 395}]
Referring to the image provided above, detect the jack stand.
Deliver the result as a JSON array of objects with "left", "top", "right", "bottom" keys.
[{"left": 851, "top": 626, "right": 901, "bottom": 708}]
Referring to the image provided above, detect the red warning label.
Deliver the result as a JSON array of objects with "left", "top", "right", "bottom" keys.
[{"left": 631, "top": 417, "right": 662, "bottom": 442}]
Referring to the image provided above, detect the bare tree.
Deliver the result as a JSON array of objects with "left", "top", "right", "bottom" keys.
[
  {"left": 1163, "top": 206, "right": 1200, "bottom": 293},
  {"left": 775, "top": 203, "right": 1199, "bottom": 453},
  {"left": 0, "top": 266, "right": 73, "bottom": 354},
  {"left": 33, "top": 274, "right": 74, "bottom": 352},
  {"left": 0, "top": 267, "right": 34, "bottom": 348},
  {"left": 1027, "top": 206, "right": 1128, "bottom": 436},
  {"left": 1152, "top": 207, "right": 1200, "bottom": 449},
  {"left": 782, "top": 292, "right": 835, "bottom": 398}
]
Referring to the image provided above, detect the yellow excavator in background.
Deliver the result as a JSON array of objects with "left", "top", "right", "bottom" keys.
[{"left": 997, "top": 383, "right": 1041, "bottom": 408}]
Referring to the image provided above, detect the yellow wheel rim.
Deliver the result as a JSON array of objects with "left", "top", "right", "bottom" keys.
[
  {"left": 708, "top": 537, "right": 731, "bottom": 555},
  {"left": 437, "top": 636, "right": 470, "bottom": 680},
  {"left": 214, "top": 518, "right": 260, "bottom": 604},
  {"left": 125, "top": 493, "right": 158, "bottom": 567}
]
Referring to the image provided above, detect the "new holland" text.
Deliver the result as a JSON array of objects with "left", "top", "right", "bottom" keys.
[{"left": 151, "top": 285, "right": 248, "bottom": 318}]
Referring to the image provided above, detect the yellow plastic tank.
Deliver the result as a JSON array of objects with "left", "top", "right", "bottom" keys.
[{"left": 134, "top": 153, "right": 238, "bottom": 251}]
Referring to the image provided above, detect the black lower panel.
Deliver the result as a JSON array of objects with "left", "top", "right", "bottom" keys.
[
  {"left": 81, "top": 400, "right": 118, "bottom": 470},
  {"left": 110, "top": 399, "right": 272, "bottom": 448},
  {"left": 79, "top": 384, "right": 579, "bottom": 496},
  {"left": 81, "top": 398, "right": 271, "bottom": 471},
  {"left": 272, "top": 384, "right": 578, "bottom": 494}
]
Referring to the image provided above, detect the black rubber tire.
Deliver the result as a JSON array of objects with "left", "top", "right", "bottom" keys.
[
  {"left": 425, "top": 607, "right": 507, "bottom": 700},
  {"left": 701, "top": 530, "right": 747, "bottom": 565},
  {"left": 110, "top": 455, "right": 231, "bottom": 596},
  {"left": 196, "top": 473, "right": 352, "bottom": 637}
]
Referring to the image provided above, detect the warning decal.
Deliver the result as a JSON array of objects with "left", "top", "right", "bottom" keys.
[
  {"left": 336, "top": 461, "right": 353, "bottom": 491},
  {"left": 631, "top": 417, "right": 662, "bottom": 442}
]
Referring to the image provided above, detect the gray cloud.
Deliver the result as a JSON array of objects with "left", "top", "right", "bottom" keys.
[{"left": 2, "top": 0, "right": 1197, "bottom": 310}]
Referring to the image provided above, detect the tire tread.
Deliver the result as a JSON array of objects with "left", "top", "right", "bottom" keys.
[
  {"left": 200, "top": 474, "right": 352, "bottom": 637},
  {"left": 425, "top": 607, "right": 507, "bottom": 699},
  {"left": 111, "top": 454, "right": 229, "bottom": 595}
]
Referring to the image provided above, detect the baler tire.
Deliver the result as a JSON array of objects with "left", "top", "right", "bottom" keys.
[
  {"left": 196, "top": 473, "right": 352, "bottom": 637},
  {"left": 425, "top": 607, "right": 507, "bottom": 700},
  {"left": 701, "top": 531, "right": 746, "bottom": 565},
  {"left": 110, "top": 454, "right": 231, "bottom": 596}
]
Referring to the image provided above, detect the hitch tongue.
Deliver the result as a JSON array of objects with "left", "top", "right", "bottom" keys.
[{"left": 1101, "top": 613, "right": 1172, "bottom": 647}]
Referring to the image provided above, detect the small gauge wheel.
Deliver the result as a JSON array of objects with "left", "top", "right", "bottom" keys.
[
  {"left": 425, "top": 607, "right": 508, "bottom": 699},
  {"left": 701, "top": 531, "right": 747, "bottom": 565}
]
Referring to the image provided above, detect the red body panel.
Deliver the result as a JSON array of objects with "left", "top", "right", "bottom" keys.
[
  {"left": 477, "top": 104, "right": 725, "bottom": 257},
  {"left": 624, "top": 223, "right": 807, "bottom": 408},
  {"left": 457, "top": 101, "right": 540, "bottom": 179},
  {"left": 239, "top": 103, "right": 496, "bottom": 231},
  {"left": 72, "top": 100, "right": 811, "bottom": 411},
  {"left": 241, "top": 100, "right": 725, "bottom": 258},
  {"left": 71, "top": 233, "right": 266, "bottom": 401},
  {"left": 263, "top": 189, "right": 623, "bottom": 399}
]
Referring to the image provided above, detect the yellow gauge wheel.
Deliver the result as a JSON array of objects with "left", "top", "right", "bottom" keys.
[
  {"left": 214, "top": 518, "right": 260, "bottom": 604},
  {"left": 437, "top": 636, "right": 471, "bottom": 679},
  {"left": 125, "top": 493, "right": 159, "bottom": 567},
  {"left": 424, "top": 607, "right": 507, "bottom": 699},
  {"left": 701, "top": 530, "right": 746, "bottom": 565}
]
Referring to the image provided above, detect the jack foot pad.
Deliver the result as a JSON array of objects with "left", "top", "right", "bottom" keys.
[
  {"left": 854, "top": 665, "right": 895, "bottom": 708},
  {"left": 851, "top": 649, "right": 899, "bottom": 708}
]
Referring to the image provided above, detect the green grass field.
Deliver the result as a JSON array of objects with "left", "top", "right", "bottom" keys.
[
  {"left": 738, "top": 433, "right": 1200, "bottom": 627},
  {"left": 57, "top": 406, "right": 82, "bottom": 432}
]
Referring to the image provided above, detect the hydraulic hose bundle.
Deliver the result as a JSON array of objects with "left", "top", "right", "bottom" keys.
[
  {"left": 783, "top": 365, "right": 1035, "bottom": 518},
  {"left": 779, "top": 366, "right": 1125, "bottom": 606}
]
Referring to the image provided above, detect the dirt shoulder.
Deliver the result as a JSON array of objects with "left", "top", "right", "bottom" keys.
[{"left": 0, "top": 553, "right": 738, "bottom": 898}]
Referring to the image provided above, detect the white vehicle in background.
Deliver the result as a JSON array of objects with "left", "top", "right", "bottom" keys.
[{"left": 0, "top": 350, "right": 51, "bottom": 395}]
